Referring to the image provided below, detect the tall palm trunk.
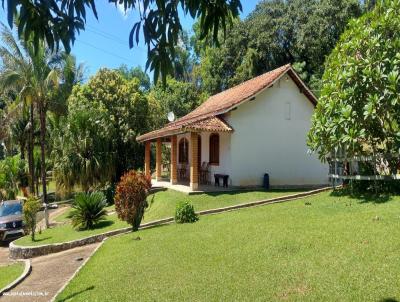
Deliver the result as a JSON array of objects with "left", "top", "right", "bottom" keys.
[
  {"left": 27, "top": 103, "right": 35, "bottom": 194},
  {"left": 39, "top": 101, "right": 49, "bottom": 228}
]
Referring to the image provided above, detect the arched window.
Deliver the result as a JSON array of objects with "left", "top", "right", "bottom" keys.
[
  {"left": 209, "top": 133, "right": 219, "bottom": 165},
  {"left": 178, "top": 138, "right": 189, "bottom": 164}
]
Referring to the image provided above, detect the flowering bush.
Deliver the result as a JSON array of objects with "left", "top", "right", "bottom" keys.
[{"left": 114, "top": 170, "right": 151, "bottom": 231}]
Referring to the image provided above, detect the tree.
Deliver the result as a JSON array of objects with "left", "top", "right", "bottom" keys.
[
  {"left": 0, "top": 25, "right": 77, "bottom": 227},
  {"left": 116, "top": 65, "right": 151, "bottom": 92},
  {"left": 114, "top": 170, "right": 151, "bottom": 231},
  {"left": 51, "top": 102, "right": 116, "bottom": 192},
  {"left": 194, "top": 0, "right": 362, "bottom": 95},
  {"left": 52, "top": 69, "right": 150, "bottom": 190},
  {"left": 2, "top": 0, "right": 242, "bottom": 84},
  {"left": 148, "top": 77, "right": 207, "bottom": 126},
  {"left": 308, "top": 0, "right": 400, "bottom": 172},
  {"left": 23, "top": 196, "right": 41, "bottom": 241},
  {"left": 0, "top": 155, "right": 26, "bottom": 200}
]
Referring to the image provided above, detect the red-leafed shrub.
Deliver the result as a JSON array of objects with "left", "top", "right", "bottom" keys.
[{"left": 114, "top": 170, "right": 152, "bottom": 231}]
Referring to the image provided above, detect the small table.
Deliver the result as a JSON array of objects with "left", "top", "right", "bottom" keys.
[{"left": 214, "top": 174, "right": 229, "bottom": 187}]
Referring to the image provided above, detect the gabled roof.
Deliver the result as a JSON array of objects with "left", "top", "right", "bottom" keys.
[
  {"left": 137, "top": 64, "right": 317, "bottom": 142},
  {"left": 137, "top": 116, "right": 233, "bottom": 142}
]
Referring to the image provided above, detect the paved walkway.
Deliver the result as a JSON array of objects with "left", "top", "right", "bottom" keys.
[{"left": 1, "top": 243, "right": 99, "bottom": 302}]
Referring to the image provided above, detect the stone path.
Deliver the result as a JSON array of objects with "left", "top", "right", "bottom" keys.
[{"left": 1, "top": 243, "right": 99, "bottom": 302}]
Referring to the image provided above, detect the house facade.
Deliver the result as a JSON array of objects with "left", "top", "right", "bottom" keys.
[{"left": 137, "top": 64, "right": 328, "bottom": 191}]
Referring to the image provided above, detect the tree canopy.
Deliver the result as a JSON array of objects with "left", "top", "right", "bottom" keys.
[
  {"left": 193, "top": 0, "right": 363, "bottom": 95},
  {"left": 308, "top": 0, "right": 400, "bottom": 167},
  {"left": 2, "top": 0, "right": 242, "bottom": 84}
]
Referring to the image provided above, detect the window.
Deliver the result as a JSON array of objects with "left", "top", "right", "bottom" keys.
[
  {"left": 178, "top": 138, "right": 189, "bottom": 163},
  {"left": 209, "top": 133, "right": 220, "bottom": 165}
]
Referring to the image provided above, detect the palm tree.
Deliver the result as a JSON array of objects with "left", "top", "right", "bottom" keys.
[{"left": 0, "top": 24, "right": 82, "bottom": 227}]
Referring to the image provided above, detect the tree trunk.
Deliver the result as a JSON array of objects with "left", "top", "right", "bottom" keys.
[
  {"left": 28, "top": 103, "right": 35, "bottom": 195},
  {"left": 38, "top": 102, "right": 49, "bottom": 228}
]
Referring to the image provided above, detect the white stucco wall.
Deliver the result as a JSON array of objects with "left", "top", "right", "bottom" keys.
[{"left": 223, "top": 75, "right": 328, "bottom": 187}]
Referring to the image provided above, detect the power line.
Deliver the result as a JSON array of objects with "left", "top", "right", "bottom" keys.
[
  {"left": 85, "top": 24, "right": 147, "bottom": 52},
  {"left": 75, "top": 39, "right": 133, "bottom": 63}
]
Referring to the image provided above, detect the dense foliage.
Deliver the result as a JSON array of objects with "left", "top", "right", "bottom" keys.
[
  {"left": 2, "top": 0, "right": 242, "bottom": 84},
  {"left": 23, "top": 196, "right": 41, "bottom": 241},
  {"left": 174, "top": 201, "right": 199, "bottom": 224},
  {"left": 308, "top": 0, "right": 400, "bottom": 171},
  {"left": 114, "top": 170, "right": 151, "bottom": 231},
  {"left": 0, "top": 155, "right": 26, "bottom": 200},
  {"left": 52, "top": 69, "right": 149, "bottom": 190},
  {"left": 193, "top": 0, "right": 363, "bottom": 95},
  {"left": 71, "top": 192, "right": 108, "bottom": 230}
]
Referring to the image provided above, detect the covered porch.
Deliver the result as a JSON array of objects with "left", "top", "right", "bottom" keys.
[{"left": 137, "top": 116, "right": 233, "bottom": 192}]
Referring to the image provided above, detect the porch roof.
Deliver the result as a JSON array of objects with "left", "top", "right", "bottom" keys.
[
  {"left": 137, "top": 64, "right": 317, "bottom": 143},
  {"left": 136, "top": 116, "right": 233, "bottom": 142}
]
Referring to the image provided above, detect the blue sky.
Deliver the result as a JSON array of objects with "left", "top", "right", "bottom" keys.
[{"left": 0, "top": 1, "right": 260, "bottom": 78}]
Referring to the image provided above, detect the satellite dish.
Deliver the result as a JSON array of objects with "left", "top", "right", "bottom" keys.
[{"left": 167, "top": 111, "right": 175, "bottom": 122}]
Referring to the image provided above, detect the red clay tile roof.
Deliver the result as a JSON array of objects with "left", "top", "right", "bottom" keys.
[
  {"left": 137, "top": 64, "right": 317, "bottom": 142},
  {"left": 136, "top": 116, "right": 233, "bottom": 142}
]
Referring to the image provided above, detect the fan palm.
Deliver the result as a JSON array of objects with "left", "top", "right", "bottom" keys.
[{"left": 71, "top": 192, "right": 108, "bottom": 230}]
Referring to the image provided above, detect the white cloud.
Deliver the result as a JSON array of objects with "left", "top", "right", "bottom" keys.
[{"left": 117, "top": 3, "right": 131, "bottom": 19}]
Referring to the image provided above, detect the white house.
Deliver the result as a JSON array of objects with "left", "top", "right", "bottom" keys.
[{"left": 137, "top": 64, "right": 328, "bottom": 191}]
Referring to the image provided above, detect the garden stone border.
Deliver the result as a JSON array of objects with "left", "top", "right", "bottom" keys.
[
  {"left": 0, "top": 260, "right": 31, "bottom": 296},
  {"left": 10, "top": 187, "right": 330, "bottom": 259}
]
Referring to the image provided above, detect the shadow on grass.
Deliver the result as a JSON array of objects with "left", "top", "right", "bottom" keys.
[
  {"left": 202, "top": 188, "right": 308, "bottom": 198},
  {"left": 57, "top": 285, "right": 95, "bottom": 302},
  {"left": 32, "top": 236, "right": 52, "bottom": 243},
  {"left": 380, "top": 298, "right": 398, "bottom": 302},
  {"left": 76, "top": 220, "right": 115, "bottom": 232},
  {"left": 330, "top": 189, "right": 392, "bottom": 204}
]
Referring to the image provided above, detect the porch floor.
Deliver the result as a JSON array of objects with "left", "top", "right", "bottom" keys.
[{"left": 151, "top": 179, "right": 239, "bottom": 195}]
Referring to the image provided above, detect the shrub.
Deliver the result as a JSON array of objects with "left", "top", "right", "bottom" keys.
[
  {"left": 102, "top": 183, "right": 116, "bottom": 205},
  {"left": 175, "top": 201, "right": 199, "bottom": 224},
  {"left": 71, "top": 192, "right": 107, "bottom": 230},
  {"left": 114, "top": 170, "right": 151, "bottom": 231},
  {"left": 23, "top": 196, "right": 41, "bottom": 241}
]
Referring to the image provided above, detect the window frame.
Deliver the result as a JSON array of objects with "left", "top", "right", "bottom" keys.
[{"left": 209, "top": 133, "right": 220, "bottom": 166}]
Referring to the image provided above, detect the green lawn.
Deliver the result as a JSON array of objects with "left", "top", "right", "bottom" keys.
[
  {"left": 56, "top": 191, "right": 400, "bottom": 301},
  {"left": 0, "top": 263, "right": 24, "bottom": 289},
  {"left": 21, "top": 188, "right": 301, "bottom": 247},
  {"left": 143, "top": 188, "right": 305, "bottom": 223},
  {"left": 15, "top": 214, "right": 130, "bottom": 246},
  {"left": 54, "top": 204, "right": 115, "bottom": 223}
]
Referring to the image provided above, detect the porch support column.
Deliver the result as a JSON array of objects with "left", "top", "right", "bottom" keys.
[
  {"left": 156, "top": 138, "right": 162, "bottom": 181},
  {"left": 190, "top": 132, "right": 199, "bottom": 190},
  {"left": 170, "top": 135, "right": 178, "bottom": 184},
  {"left": 144, "top": 141, "right": 151, "bottom": 178}
]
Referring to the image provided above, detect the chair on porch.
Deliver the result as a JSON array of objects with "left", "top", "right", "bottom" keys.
[
  {"left": 178, "top": 163, "right": 188, "bottom": 181},
  {"left": 199, "top": 162, "right": 210, "bottom": 185}
]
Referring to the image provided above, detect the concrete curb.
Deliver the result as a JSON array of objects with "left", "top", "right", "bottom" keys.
[
  {"left": 49, "top": 239, "right": 107, "bottom": 302},
  {"left": 0, "top": 260, "right": 31, "bottom": 296},
  {"left": 10, "top": 187, "right": 330, "bottom": 259}
]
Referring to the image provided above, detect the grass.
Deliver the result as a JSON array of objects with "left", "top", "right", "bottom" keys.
[
  {"left": 20, "top": 188, "right": 305, "bottom": 246},
  {"left": 27, "top": 188, "right": 303, "bottom": 246},
  {"left": 14, "top": 214, "right": 130, "bottom": 246},
  {"left": 56, "top": 191, "right": 400, "bottom": 302},
  {"left": 143, "top": 188, "right": 305, "bottom": 223},
  {"left": 0, "top": 263, "right": 24, "bottom": 290}
]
